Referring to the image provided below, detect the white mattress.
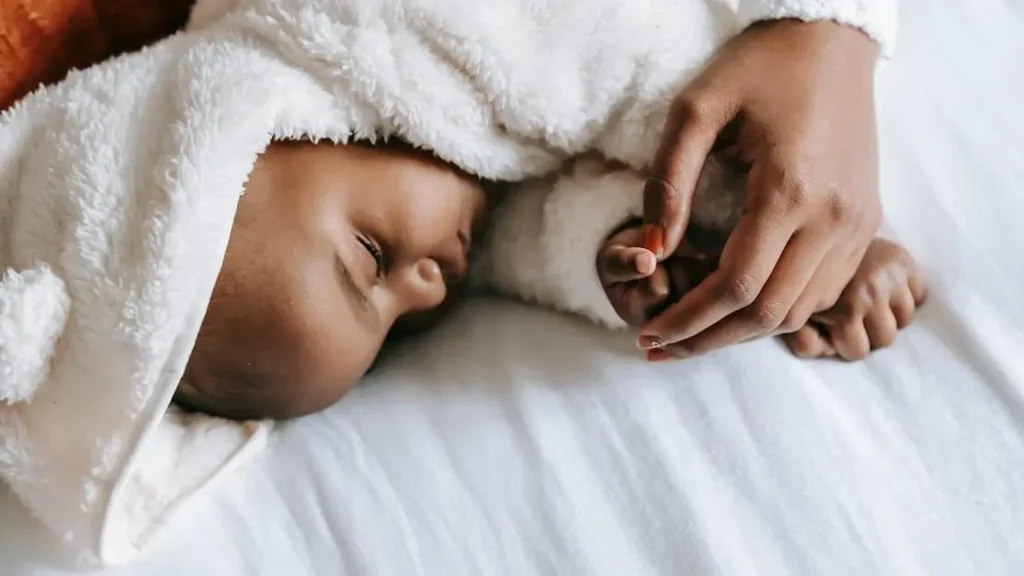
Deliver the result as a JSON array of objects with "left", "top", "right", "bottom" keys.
[{"left": 3, "top": 0, "right": 1023, "bottom": 574}]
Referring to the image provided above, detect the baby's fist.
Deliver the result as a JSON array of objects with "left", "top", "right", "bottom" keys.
[
  {"left": 783, "top": 238, "right": 927, "bottom": 361},
  {"left": 598, "top": 226, "right": 664, "bottom": 326},
  {"left": 598, "top": 225, "right": 712, "bottom": 327}
]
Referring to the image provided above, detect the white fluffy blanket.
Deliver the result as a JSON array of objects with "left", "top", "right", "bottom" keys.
[{"left": 0, "top": 0, "right": 894, "bottom": 567}]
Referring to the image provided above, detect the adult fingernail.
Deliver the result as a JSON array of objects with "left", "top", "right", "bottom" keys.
[
  {"left": 637, "top": 335, "right": 663, "bottom": 350},
  {"left": 642, "top": 224, "right": 664, "bottom": 258},
  {"left": 646, "top": 349, "right": 673, "bottom": 363}
]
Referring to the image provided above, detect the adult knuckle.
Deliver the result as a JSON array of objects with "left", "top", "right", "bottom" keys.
[
  {"left": 790, "top": 178, "right": 812, "bottom": 205},
  {"left": 770, "top": 175, "right": 812, "bottom": 215},
  {"left": 722, "top": 272, "right": 760, "bottom": 306},
  {"left": 825, "top": 184, "right": 851, "bottom": 223},
  {"left": 675, "top": 95, "right": 712, "bottom": 127},
  {"left": 751, "top": 299, "right": 785, "bottom": 330}
]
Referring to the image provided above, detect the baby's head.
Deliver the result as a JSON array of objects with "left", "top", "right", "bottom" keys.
[{"left": 175, "top": 140, "right": 489, "bottom": 420}]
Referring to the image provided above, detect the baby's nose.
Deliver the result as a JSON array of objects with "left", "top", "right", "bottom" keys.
[{"left": 403, "top": 258, "right": 447, "bottom": 312}]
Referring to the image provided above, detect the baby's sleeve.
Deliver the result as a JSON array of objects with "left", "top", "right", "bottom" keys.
[
  {"left": 471, "top": 159, "right": 644, "bottom": 330},
  {"left": 737, "top": 0, "right": 898, "bottom": 57}
]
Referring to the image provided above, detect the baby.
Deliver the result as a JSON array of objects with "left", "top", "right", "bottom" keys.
[{"left": 176, "top": 141, "right": 925, "bottom": 423}]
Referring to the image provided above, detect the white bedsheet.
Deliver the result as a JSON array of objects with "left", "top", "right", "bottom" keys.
[{"left": 2, "top": 0, "right": 1023, "bottom": 574}]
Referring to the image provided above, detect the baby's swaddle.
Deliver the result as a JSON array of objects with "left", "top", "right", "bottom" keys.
[{"left": 0, "top": 0, "right": 895, "bottom": 566}]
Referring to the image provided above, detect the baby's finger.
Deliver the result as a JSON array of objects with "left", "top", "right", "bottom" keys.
[
  {"left": 908, "top": 269, "right": 928, "bottom": 306},
  {"left": 891, "top": 289, "right": 917, "bottom": 328},
  {"left": 644, "top": 266, "right": 672, "bottom": 301},
  {"left": 598, "top": 245, "right": 657, "bottom": 285},
  {"left": 863, "top": 305, "right": 898, "bottom": 351},
  {"left": 607, "top": 283, "right": 649, "bottom": 327},
  {"left": 781, "top": 324, "right": 836, "bottom": 358},
  {"left": 828, "top": 318, "right": 871, "bottom": 361}
]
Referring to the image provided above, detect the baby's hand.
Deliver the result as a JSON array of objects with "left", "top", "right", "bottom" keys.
[
  {"left": 782, "top": 238, "right": 927, "bottom": 361},
  {"left": 597, "top": 224, "right": 713, "bottom": 327}
]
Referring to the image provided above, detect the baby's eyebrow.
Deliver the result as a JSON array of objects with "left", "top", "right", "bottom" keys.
[{"left": 334, "top": 254, "right": 380, "bottom": 327}]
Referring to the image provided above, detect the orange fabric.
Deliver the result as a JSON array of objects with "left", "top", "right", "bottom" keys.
[{"left": 0, "top": 0, "right": 194, "bottom": 110}]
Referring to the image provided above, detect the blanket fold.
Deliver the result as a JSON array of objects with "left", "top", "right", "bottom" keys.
[{"left": 0, "top": 0, "right": 896, "bottom": 566}]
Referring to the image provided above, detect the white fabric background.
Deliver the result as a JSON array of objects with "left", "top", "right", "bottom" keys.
[{"left": 2, "top": 0, "right": 1023, "bottom": 574}]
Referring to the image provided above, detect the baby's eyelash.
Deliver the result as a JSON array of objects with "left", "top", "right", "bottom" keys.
[{"left": 357, "top": 235, "right": 385, "bottom": 277}]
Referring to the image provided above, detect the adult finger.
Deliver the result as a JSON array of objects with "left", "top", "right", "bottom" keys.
[
  {"left": 777, "top": 245, "right": 858, "bottom": 335},
  {"left": 643, "top": 90, "right": 735, "bottom": 258},
  {"left": 598, "top": 245, "right": 657, "bottom": 285},
  {"left": 659, "top": 231, "right": 828, "bottom": 354},
  {"left": 639, "top": 204, "right": 796, "bottom": 346}
]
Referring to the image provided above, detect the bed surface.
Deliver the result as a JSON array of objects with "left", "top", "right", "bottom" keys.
[{"left": 3, "top": 0, "right": 1023, "bottom": 574}]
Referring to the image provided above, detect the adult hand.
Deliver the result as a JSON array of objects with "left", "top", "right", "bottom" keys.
[{"left": 638, "top": 19, "right": 883, "bottom": 361}]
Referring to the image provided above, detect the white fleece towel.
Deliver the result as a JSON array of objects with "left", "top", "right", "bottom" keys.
[{"left": 0, "top": 0, "right": 895, "bottom": 567}]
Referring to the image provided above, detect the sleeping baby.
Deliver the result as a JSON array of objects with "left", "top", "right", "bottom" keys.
[
  {"left": 1, "top": 0, "right": 910, "bottom": 563},
  {"left": 176, "top": 142, "right": 926, "bottom": 422}
]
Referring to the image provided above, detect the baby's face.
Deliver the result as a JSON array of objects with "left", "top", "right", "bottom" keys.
[{"left": 180, "top": 140, "right": 488, "bottom": 419}]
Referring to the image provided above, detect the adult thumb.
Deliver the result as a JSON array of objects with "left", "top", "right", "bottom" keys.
[{"left": 642, "top": 90, "right": 733, "bottom": 260}]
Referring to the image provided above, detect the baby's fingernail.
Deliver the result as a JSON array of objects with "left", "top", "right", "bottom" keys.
[
  {"left": 637, "top": 335, "right": 663, "bottom": 350},
  {"left": 636, "top": 252, "right": 657, "bottom": 275},
  {"left": 642, "top": 224, "right": 664, "bottom": 258},
  {"left": 647, "top": 277, "right": 670, "bottom": 298}
]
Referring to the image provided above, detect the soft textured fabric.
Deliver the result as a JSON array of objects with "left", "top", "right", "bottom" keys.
[
  {"left": 0, "top": 30, "right": 279, "bottom": 567},
  {"left": 0, "top": 0, "right": 895, "bottom": 567},
  {"left": 0, "top": 0, "right": 194, "bottom": 110}
]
